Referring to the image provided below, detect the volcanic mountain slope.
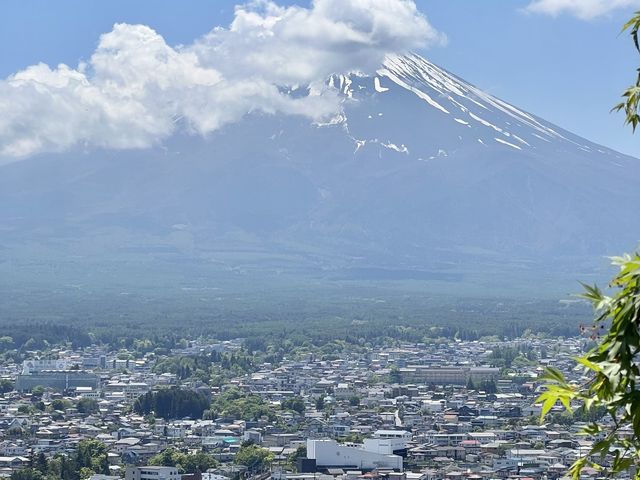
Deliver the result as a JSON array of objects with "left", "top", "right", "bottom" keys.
[{"left": 0, "top": 53, "right": 638, "bottom": 290}]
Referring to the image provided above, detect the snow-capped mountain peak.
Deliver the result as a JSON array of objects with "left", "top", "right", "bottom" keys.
[
  {"left": 323, "top": 53, "right": 620, "bottom": 163},
  {"left": 0, "top": 54, "right": 638, "bottom": 293}
]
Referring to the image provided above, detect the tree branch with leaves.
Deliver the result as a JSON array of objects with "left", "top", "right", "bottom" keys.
[
  {"left": 613, "top": 11, "right": 640, "bottom": 131},
  {"left": 538, "top": 254, "right": 640, "bottom": 479}
]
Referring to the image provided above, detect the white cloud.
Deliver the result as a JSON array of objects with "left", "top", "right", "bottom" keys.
[
  {"left": 525, "top": 0, "right": 640, "bottom": 20},
  {"left": 0, "top": 0, "right": 444, "bottom": 160}
]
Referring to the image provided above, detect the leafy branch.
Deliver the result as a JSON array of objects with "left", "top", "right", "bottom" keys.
[
  {"left": 538, "top": 254, "right": 640, "bottom": 479},
  {"left": 613, "top": 11, "right": 640, "bottom": 131}
]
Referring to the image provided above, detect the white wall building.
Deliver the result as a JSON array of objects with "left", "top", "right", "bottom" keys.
[
  {"left": 22, "top": 360, "right": 68, "bottom": 374},
  {"left": 421, "top": 400, "right": 445, "bottom": 413},
  {"left": 372, "top": 430, "right": 411, "bottom": 442},
  {"left": 363, "top": 438, "right": 405, "bottom": 456},
  {"left": 307, "top": 440, "right": 402, "bottom": 471},
  {"left": 362, "top": 430, "right": 411, "bottom": 456},
  {"left": 125, "top": 466, "right": 179, "bottom": 480}
]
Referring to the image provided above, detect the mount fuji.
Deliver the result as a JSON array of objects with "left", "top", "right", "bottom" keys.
[{"left": 1, "top": 53, "right": 639, "bottom": 296}]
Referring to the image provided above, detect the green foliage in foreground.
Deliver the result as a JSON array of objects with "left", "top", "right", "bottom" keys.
[
  {"left": 614, "top": 12, "right": 640, "bottom": 131},
  {"left": 538, "top": 254, "right": 640, "bottom": 479},
  {"left": 234, "top": 444, "right": 274, "bottom": 471},
  {"left": 149, "top": 448, "right": 218, "bottom": 473}
]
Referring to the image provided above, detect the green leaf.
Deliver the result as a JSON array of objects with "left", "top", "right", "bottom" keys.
[
  {"left": 575, "top": 356, "right": 602, "bottom": 373},
  {"left": 579, "top": 423, "right": 601, "bottom": 436},
  {"left": 537, "top": 391, "right": 558, "bottom": 421},
  {"left": 541, "top": 366, "right": 568, "bottom": 386}
]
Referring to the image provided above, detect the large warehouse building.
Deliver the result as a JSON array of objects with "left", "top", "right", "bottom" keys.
[
  {"left": 16, "top": 370, "right": 99, "bottom": 392},
  {"left": 398, "top": 366, "right": 499, "bottom": 385},
  {"left": 305, "top": 439, "right": 403, "bottom": 472}
]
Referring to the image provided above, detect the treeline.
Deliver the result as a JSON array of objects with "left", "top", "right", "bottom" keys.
[
  {"left": 205, "top": 387, "right": 277, "bottom": 422},
  {"left": 488, "top": 345, "right": 541, "bottom": 369},
  {"left": 0, "top": 324, "right": 92, "bottom": 353},
  {"left": 133, "top": 388, "right": 209, "bottom": 420},
  {"left": 11, "top": 439, "right": 108, "bottom": 480},
  {"left": 153, "top": 351, "right": 260, "bottom": 383},
  {"left": 11, "top": 442, "right": 220, "bottom": 480},
  {"left": 133, "top": 386, "right": 300, "bottom": 423},
  {"left": 148, "top": 448, "right": 218, "bottom": 473},
  {"left": 0, "top": 294, "right": 589, "bottom": 357}
]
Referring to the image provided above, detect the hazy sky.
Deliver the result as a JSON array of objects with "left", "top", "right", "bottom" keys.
[{"left": 1, "top": 0, "right": 639, "bottom": 157}]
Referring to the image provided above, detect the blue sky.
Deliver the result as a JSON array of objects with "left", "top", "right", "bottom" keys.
[{"left": 1, "top": 0, "right": 639, "bottom": 157}]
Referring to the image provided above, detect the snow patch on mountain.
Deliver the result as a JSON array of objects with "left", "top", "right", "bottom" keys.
[
  {"left": 376, "top": 53, "right": 581, "bottom": 151},
  {"left": 381, "top": 142, "right": 409, "bottom": 154},
  {"left": 495, "top": 137, "right": 522, "bottom": 150},
  {"left": 374, "top": 77, "right": 390, "bottom": 93},
  {"left": 378, "top": 68, "right": 450, "bottom": 114}
]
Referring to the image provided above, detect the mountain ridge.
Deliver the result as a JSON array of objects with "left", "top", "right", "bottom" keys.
[{"left": 1, "top": 53, "right": 638, "bottom": 295}]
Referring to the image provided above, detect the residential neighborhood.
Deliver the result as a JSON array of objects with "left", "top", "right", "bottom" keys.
[{"left": 0, "top": 335, "right": 610, "bottom": 480}]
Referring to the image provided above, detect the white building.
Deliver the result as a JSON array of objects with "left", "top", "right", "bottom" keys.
[
  {"left": 201, "top": 474, "right": 232, "bottom": 480},
  {"left": 103, "top": 382, "right": 150, "bottom": 402},
  {"left": 125, "top": 466, "right": 179, "bottom": 480},
  {"left": 363, "top": 430, "right": 411, "bottom": 456},
  {"left": 399, "top": 366, "right": 499, "bottom": 385},
  {"left": 307, "top": 439, "right": 402, "bottom": 471},
  {"left": 22, "top": 360, "right": 68, "bottom": 374},
  {"left": 372, "top": 430, "right": 411, "bottom": 442},
  {"left": 421, "top": 400, "right": 445, "bottom": 413},
  {"left": 76, "top": 387, "right": 100, "bottom": 399}
]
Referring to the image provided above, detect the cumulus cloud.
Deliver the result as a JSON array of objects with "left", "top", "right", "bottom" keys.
[
  {"left": 0, "top": 0, "right": 444, "bottom": 160},
  {"left": 525, "top": 0, "right": 640, "bottom": 20}
]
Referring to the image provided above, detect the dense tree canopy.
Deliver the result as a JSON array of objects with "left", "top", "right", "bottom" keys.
[
  {"left": 281, "top": 396, "right": 305, "bottom": 414},
  {"left": 149, "top": 448, "right": 218, "bottom": 473},
  {"left": 76, "top": 398, "right": 99, "bottom": 414},
  {"left": 207, "top": 387, "right": 277, "bottom": 422},
  {"left": 134, "top": 388, "right": 210, "bottom": 420},
  {"left": 11, "top": 439, "right": 110, "bottom": 480},
  {"left": 0, "top": 379, "right": 14, "bottom": 394},
  {"left": 234, "top": 444, "right": 274, "bottom": 471}
]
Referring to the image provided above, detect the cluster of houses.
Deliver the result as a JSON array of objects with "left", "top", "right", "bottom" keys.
[{"left": 0, "top": 335, "right": 623, "bottom": 480}]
